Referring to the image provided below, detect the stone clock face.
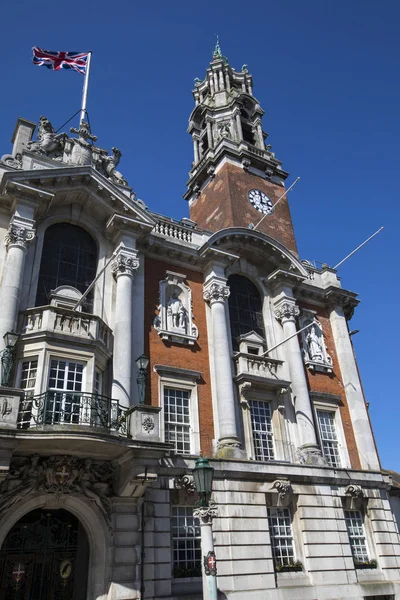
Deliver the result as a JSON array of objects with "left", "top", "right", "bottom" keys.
[{"left": 248, "top": 189, "right": 273, "bottom": 214}]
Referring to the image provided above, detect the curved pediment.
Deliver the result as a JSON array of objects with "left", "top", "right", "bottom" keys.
[
  {"left": 0, "top": 167, "right": 156, "bottom": 234},
  {"left": 202, "top": 227, "right": 308, "bottom": 276}
]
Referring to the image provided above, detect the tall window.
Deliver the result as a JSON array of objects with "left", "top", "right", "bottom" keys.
[
  {"left": 268, "top": 507, "right": 295, "bottom": 567},
  {"left": 46, "top": 359, "right": 85, "bottom": 425},
  {"left": 250, "top": 400, "right": 274, "bottom": 461},
  {"left": 164, "top": 388, "right": 191, "bottom": 454},
  {"left": 36, "top": 223, "right": 97, "bottom": 312},
  {"left": 317, "top": 410, "right": 341, "bottom": 468},
  {"left": 345, "top": 509, "right": 369, "bottom": 564},
  {"left": 17, "top": 359, "right": 38, "bottom": 428},
  {"left": 227, "top": 275, "right": 265, "bottom": 351},
  {"left": 171, "top": 506, "right": 201, "bottom": 578}
]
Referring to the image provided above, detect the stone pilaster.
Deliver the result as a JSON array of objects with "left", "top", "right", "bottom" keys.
[
  {"left": 329, "top": 303, "right": 380, "bottom": 470},
  {"left": 0, "top": 216, "right": 35, "bottom": 343},
  {"left": 274, "top": 299, "right": 324, "bottom": 465},
  {"left": 203, "top": 278, "right": 242, "bottom": 457},
  {"left": 111, "top": 245, "right": 139, "bottom": 409}
]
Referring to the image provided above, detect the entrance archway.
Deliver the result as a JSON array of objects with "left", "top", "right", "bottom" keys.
[{"left": 0, "top": 508, "right": 89, "bottom": 599}]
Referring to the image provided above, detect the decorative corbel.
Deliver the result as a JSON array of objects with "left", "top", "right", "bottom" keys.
[
  {"left": 266, "top": 479, "right": 293, "bottom": 507},
  {"left": 344, "top": 484, "right": 365, "bottom": 510}
]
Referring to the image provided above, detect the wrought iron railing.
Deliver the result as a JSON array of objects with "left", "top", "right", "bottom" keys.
[{"left": 17, "top": 391, "right": 127, "bottom": 435}]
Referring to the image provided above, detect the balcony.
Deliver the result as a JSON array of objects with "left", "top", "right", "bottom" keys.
[
  {"left": 235, "top": 352, "right": 284, "bottom": 382},
  {"left": 20, "top": 306, "right": 113, "bottom": 353},
  {"left": 234, "top": 332, "right": 288, "bottom": 391},
  {"left": 17, "top": 391, "right": 127, "bottom": 435}
]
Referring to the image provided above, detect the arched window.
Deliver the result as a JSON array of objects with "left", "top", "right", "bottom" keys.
[
  {"left": 36, "top": 223, "right": 97, "bottom": 312},
  {"left": 227, "top": 275, "right": 266, "bottom": 350}
]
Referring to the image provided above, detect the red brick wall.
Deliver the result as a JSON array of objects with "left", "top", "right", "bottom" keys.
[
  {"left": 144, "top": 258, "right": 214, "bottom": 456},
  {"left": 189, "top": 162, "right": 298, "bottom": 255},
  {"left": 299, "top": 303, "right": 362, "bottom": 470}
]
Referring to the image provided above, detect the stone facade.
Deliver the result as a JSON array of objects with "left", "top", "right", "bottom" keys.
[{"left": 0, "top": 44, "right": 398, "bottom": 600}]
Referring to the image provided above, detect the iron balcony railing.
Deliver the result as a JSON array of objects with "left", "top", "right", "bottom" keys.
[{"left": 17, "top": 391, "right": 127, "bottom": 435}]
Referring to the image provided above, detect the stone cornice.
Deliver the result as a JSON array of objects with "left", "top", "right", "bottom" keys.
[
  {"left": 0, "top": 167, "right": 154, "bottom": 228},
  {"left": 184, "top": 140, "right": 288, "bottom": 200},
  {"left": 158, "top": 458, "right": 391, "bottom": 490}
]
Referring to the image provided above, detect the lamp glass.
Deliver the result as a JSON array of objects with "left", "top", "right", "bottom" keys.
[
  {"left": 193, "top": 456, "right": 214, "bottom": 495},
  {"left": 3, "top": 331, "right": 18, "bottom": 348},
  {"left": 135, "top": 354, "right": 149, "bottom": 371}
]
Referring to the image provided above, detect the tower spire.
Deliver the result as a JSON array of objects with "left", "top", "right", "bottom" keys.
[{"left": 213, "top": 35, "right": 222, "bottom": 60}]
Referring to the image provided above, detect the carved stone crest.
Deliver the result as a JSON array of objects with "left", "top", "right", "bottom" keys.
[
  {"left": 0, "top": 455, "right": 114, "bottom": 521},
  {"left": 142, "top": 415, "right": 155, "bottom": 433}
]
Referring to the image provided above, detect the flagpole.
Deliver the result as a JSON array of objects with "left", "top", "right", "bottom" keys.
[{"left": 80, "top": 51, "right": 92, "bottom": 125}]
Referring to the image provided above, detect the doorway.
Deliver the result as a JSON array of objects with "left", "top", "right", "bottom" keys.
[{"left": 0, "top": 508, "right": 89, "bottom": 600}]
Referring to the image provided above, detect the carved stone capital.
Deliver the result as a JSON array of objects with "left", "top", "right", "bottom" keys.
[
  {"left": 274, "top": 301, "right": 300, "bottom": 322},
  {"left": 203, "top": 282, "right": 230, "bottom": 304},
  {"left": 297, "top": 444, "right": 325, "bottom": 466},
  {"left": 193, "top": 499, "right": 219, "bottom": 522},
  {"left": 5, "top": 220, "right": 35, "bottom": 251},
  {"left": 111, "top": 248, "right": 139, "bottom": 278}
]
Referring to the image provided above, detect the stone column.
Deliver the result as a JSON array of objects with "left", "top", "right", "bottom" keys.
[
  {"left": 192, "top": 136, "right": 200, "bottom": 164},
  {"left": 235, "top": 112, "right": 243, "bottom": 143},
  {"left": 0, "top": 217, "right": 35, "bottom": 343},
  {"left": 274, "top": 300, "right": 324, "bottom": 465},
  {"left": 193, "top": 503, "right": 218, "bottom": 600},
  {"left": 206, "top": 119, "right": 213, "bottom": 150},
  {"left": 329, "top": 303, "right": 380, "bottom": 470},
  {"left": 203, "top": 279, "right": 241, "bottom": 456},
  {"left": 111, "top": 246, "right": 139, "bottom": 410}
]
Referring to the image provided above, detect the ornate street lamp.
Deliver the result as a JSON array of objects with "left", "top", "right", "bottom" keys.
[
  {"left": 193, "top": 456, "right": 218, "bottom": 600},
  {"left": 1, "top": 331, "right": 19, "bottom": 387},
  {"left": 135, "top": 354, "right": 149, "bottom": 405},
  {"left": 193, "top": 455, "right": 214, "bottom": 507}
]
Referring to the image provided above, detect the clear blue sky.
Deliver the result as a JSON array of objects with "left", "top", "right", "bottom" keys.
[{"left": 1, "top": 0, "right": 399, "bottom": 470}]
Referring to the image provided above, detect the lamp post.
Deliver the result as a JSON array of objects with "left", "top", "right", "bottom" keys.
[
  {"left": 1, "top": 331, "right": 18, "bottom": 387},
  {"left": 135, "top": 354, "right": 149, "bottom": 405},
  {"left": 193, "top": 456, "right": 218, "bottom": 600}
]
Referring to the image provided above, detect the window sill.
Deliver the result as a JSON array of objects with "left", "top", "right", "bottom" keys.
[
  {"left": 172, "top": 577, "right": 202, "bottom": 596},
  {"left": 277, "top": 571, "right": 311, "bottom": 588},
  {"left": 356, "top": 569, "right": 385, "bottom": 583}
]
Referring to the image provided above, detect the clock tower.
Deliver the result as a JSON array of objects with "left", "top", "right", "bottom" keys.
[{"left": 184, "top": 42, "right": 298, "bottom": 254}]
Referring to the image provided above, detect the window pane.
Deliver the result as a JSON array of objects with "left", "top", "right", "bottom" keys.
[
  {"left": 171, "top": 506, "right": 201, "bottom": 578},
  {"left": 317, "top": 410, "right": 341, "bottom": 468},
  {"left": 268, "top": 507, "right": 295, "bottom": 567},
  {"left": 227, "top": 275, "right": 265, "bottom": 351},
  {"left": 250, "top": 400, "right": 274, "bottom": 461},
  {"left": 164, "top": 388, "right": 191, "bottom": 454},
  {"left": 344, "top": 509, "right": 369, "bottom": 563},
  {"left": 35, "top": 223, "right": 97, "bottom": 312}
]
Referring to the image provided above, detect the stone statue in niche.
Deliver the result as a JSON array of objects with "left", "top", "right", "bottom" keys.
[
  {"left": 154, "top": 271, "right": 198, "bottom": 345},
  {"left": 306, "top": 325, "right": 324, "bottom": 362},
  {"left": 299, "top": 311, "right": 333, "bottom": 373},
  {"left": 167, "top": 288, "right": 187, "bottom": 331}
]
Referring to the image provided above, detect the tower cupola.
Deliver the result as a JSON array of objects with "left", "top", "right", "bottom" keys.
[{"left": 184, "top": 43, "right": 297, "bottom": 254}]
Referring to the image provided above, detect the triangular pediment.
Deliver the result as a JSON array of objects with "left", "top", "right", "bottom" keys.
[{"left": 0, "top": 166, "right": 156, "bottom": 233}]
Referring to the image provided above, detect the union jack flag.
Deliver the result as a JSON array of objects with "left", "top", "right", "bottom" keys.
[{"left": 32, "top": 47, "right": 89, "bottom": 75}]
